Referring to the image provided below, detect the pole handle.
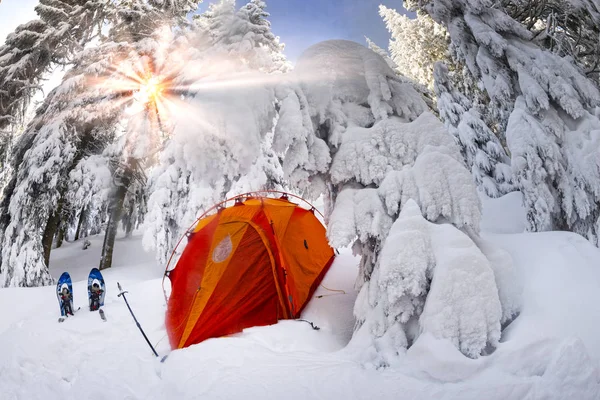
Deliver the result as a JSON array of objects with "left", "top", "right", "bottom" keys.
[{"left": 117, "top": 281, "right": 128, "bottom": 297}]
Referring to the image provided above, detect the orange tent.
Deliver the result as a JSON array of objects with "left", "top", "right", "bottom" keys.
[{"left": 164, "top": 193, "right": 336, "bottom": 349}]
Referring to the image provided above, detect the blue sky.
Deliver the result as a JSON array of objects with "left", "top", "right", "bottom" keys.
[
  {"left": 197, "top": 0, "right": 412, "bottom": 62},
  {"left": 1, "top": 0, "right": 410, "bottom": 63}
]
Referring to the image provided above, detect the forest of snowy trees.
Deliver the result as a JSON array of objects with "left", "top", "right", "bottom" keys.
[{"left": 0, "top": 0, "right": 599, "bottom": 360}]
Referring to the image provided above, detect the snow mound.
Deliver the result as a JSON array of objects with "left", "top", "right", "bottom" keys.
[{"left": 294, "top": 39, "right": 427, "bottom": 125}]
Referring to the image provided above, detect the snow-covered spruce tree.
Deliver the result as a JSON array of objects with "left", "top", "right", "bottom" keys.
[
  {"left": 196, "top": 0, "right": 291, "bottom": 73},
  {"left": 227, "top": 127, "right": 285, "bottom": 196},
  {"left": 275, "top": 40, "right": 518, "bottom": 361},
  {"left": 0, "top": 0, "right": 106, "bottom": 133},
  {"left": 0, "top": 0, "right": 109, "bottom": 272},
  {"left": 142, "top": 82, "right": 280, "bottom": 264},
  {"left": 379, "top": 5, "right": 448, "bottom": 90},
  {"left": 193, "top": 0, "right": 237, "bottom": 42},
  {"left": 417, "top": 0, "right": 600, "bottom": 244},
  {"left": 143, "top": 0, "right": 287, "bottom": 264},
  {"left": 378, "top": 3, "right": 510, "bottom": 192},
  {"left": 65, "top": 154, "right": 112, "bottom": 241},
  {"left": 231, "top": 0, "right": 291, "bottom": 73},
  {"left": 93, "top": 0, "right": 201, "bottom": 270},
  {"left": 502, "top": 0, "right": 600, "bottom": 86},
  {"left": 433, "top": 61, "right": 513, "bottom": 198},
  {"left": 0, "top": 45, "right": 125, "bottom": 286},
  {"left": 0, "top": 0, "right": 201, "bottom": 284}
]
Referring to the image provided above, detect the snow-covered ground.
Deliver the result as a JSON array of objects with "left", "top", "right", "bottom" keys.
[{"left": 1, "top": 192, "right": 599, "bottom": 399}]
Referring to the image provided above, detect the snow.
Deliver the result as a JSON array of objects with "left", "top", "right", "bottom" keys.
[
  {"left": 2, "top": 193, "right": 600, "bottom": 398},
  {"left": 479, "top": 191, "right": 527, "bottom": 234}
]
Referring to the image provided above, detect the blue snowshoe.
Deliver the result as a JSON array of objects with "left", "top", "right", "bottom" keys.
[
  {"left": 57, "top": 272, "right": 74, "bottom": 319},
  {"left": 88, "top": 268, "right": 106, "bottom": 315}
]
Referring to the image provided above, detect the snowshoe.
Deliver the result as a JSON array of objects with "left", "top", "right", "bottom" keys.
[
  {"left": 56, "top": 272, "right": 74, "bottom": 318},
  {"left": 87, "top": 268, "right": 106, "bottom": 312}
]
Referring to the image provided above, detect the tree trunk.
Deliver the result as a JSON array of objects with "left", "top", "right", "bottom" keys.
[
  {"left": 42, "top": 197, "right": 64, "bottom": 267},
  {"left": 74, "top": 207, "right": 86, "bottom": 241},
  {"left": 0, "top": 174, "right": 17, "bottom": 274},
  {"left": 99, "top": 175, "right": 130, "bottom": 270},
  {"left": 55, "top": 220, "right": 67, "bottom": 248},
  {"left": 124, "top": 207, "right": 135, "bottom": 238}
]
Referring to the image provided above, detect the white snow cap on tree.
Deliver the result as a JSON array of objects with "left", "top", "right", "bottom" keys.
[
  {"left": 275, "top": 39, "right": 428, "bottom": 199},
  {"left": 1, "top": 118, "right": 76, "bottom": 287},
  {"left": 196, "top": 0, "right": 291, "bottom": 73},
  {"left": 294, "top": 40, "right": 427, "bottom": 126}
]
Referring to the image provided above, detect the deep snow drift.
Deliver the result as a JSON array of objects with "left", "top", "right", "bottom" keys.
[{"left": 0, "top": 192, "right": 599, "bottom": 399}]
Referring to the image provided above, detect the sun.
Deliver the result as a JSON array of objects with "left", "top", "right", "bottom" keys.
[{"left": 135, "top": 75, "right": 165, "bottom": 106}]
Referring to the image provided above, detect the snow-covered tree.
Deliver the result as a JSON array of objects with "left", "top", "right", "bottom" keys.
[
  {"left": 195, "top": 0, "right": 291, "bottom": 73},
  {"left": 143, "top": 76, "right": 280, "bottom": 264},
  {"left": 0, "top": 0, "right": 201, "bottom": 285},
  {"left": 0, "top": 0, "right": 109, "bottom": 269},
  {"left": 144, "top": 0, "right": 287, "bottom": 264},
  {"left": 418, "top": 0, "right": 600, "bottom": 244},
  {"left": 502, "top": 0, "right": 600, "bottom": 86},
  {"left": 275, "top": 40, "right": 518, "bottom": 360},
  {"left": 351, "top": 199, "right": 503, "bottom": 363},
  {"left": 433, "top": 62, "right": 513, "bottom": 197},
  {"left": 66, "top": 154, "right": 112, "bottom": 241},
  {"left": 91, "top": 0, "right": 200, "bottom": 270},
  {"left": 0, "top": 47, "right": 123, "bottom": 286},
  {"left": 194, "top": 0, "right": 237, "bottom": 41},
  {"left": 379, "top": 5, "right": 448, "bottom": 90},
  {"left": 227, "top": 128, "right": 284, "bottom": 196},
  {"left": 366, "top": 37, "right": 437, "bottom": 114},
  {"left": 0, "top": 0, "right": 106, "bottom": 134}
]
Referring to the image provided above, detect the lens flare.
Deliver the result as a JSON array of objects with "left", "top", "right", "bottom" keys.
[{"left": 135, "top": 76, "right": 164, "bottom": 106}]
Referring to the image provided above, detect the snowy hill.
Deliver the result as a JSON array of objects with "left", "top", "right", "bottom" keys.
[{"left": 1, "top": 193, "right": 599, "bottom": 399}]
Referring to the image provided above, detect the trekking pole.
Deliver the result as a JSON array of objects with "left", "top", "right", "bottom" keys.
[{"left": 117, "top": 282, "right": 159, "bottom": 357}]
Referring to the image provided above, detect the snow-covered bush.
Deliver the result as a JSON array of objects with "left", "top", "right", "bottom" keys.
[
  {"left": 275, "top": 40, "right": 519, "bottom": 360},
  {"left": 353, "top": 200, "right": 503, "bottom": 365}
]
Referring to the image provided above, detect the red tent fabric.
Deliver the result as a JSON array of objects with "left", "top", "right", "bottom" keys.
[{"left": 165, "top": 195, "right": 335, "bottom": 349}]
